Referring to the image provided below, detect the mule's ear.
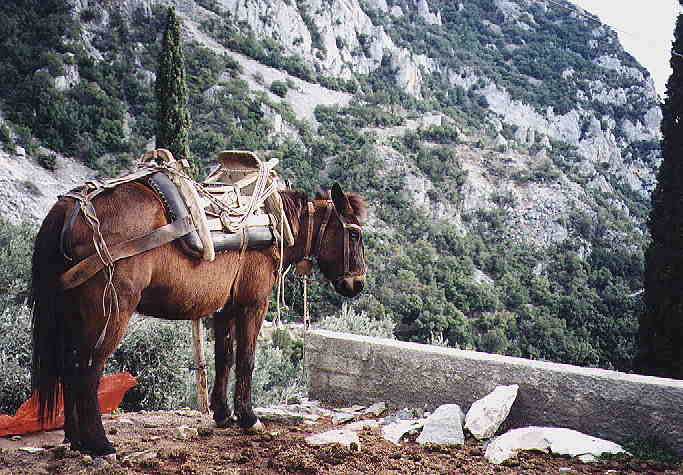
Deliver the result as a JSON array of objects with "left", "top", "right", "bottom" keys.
[{"left": 331, "top": 183, "right": 353, "bottom": 216}]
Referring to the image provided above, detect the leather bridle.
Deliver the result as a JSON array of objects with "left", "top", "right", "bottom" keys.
[{"left": 299, "top": 200, "right": 366, "bottom": 280}]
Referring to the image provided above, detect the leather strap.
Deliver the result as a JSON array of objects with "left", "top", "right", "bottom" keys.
[
  {"left": 314, "top": 203, "right": 333, "bottom": 258},
  {"left": 59, "top": 199, "right": 81, "bottom": 261},
  {"left": 60, "top": 215, "right": 194, "bottom": 290}
]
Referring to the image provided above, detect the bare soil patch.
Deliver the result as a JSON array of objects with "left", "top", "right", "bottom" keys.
[{"left": 0, "top": 407, "right": 680, "bottom": 474}]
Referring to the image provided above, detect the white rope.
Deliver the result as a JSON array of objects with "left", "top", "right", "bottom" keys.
[
  {"left": 275, "top": 264, "right": 291, "bottom": 328},
  {"left": 274, "top": 213, "right": 288, "bottom": 328},
  {"left": 159, "top": 163, "right": 279, "bottom": 235},
  {"left": 303, "top": 277, "right": 310, "bottom": 331}
]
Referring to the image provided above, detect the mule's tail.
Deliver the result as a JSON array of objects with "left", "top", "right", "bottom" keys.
[{"left": 30, "top": 202, "right": 69, "bottom": 426}]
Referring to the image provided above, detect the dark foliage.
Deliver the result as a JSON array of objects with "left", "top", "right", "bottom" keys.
[
  {"left": 641, "top": 9, "right": 683, "bottom": 380},
  {"left": 155, "top": 7, "right": 192, "bottom": 164}
]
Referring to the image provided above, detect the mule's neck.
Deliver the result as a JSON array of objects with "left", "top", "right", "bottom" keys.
[{"left": 280, "top": 193, "right": 328, "bottom": 268}]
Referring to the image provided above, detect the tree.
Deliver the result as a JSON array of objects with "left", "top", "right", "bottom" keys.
[
  {"left": 640, "top": 6, "right": 683, "bottom": 380},
  {"left": 155, "top": 7, "right": 209, "bottom": 412},
  {"left": 155, "top": 6, "right": 191, "bottom": 163}
]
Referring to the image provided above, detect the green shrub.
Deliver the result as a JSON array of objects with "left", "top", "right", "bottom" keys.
[
  {"left": 0, "top": 219, "right": 37, "bottom": 413},
  {"left": 250, "top": 345, "right": 303, "bottom": 406},
  {"left": 13, "top": 125, "right": 37, "bottom": 157},
  {"left": 316, "top": 303, "right": 396, "bottom": 339},
  {"left": 0, "top": 219, "right": 35, "bottom": 307},
  {"left": 622, "top": 436, "right": 681, "bottom": 465},
  {"left": 0, "top": 123, "right": 15, "bottom": 154},
  {"left": 271, "top": 327, "right": 304, "bottom": 365},
  {"left": 0, "top": 304, "right": 32, "bottom": 414},
  {"left": 37, "top": 151, "right": 58, "bottom": 171},
  {"left": 269, "top": 80, "right": 288, "bottom": 98},
  {"left": 109, "top": 318, "right": 193, "bottom": 411}
]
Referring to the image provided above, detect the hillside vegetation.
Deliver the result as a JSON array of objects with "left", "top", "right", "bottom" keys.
[{"left": 0, "top": 0, "right": 664, "bottom": 412}]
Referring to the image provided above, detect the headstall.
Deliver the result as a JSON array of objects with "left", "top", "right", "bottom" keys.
[{"left": 298, "top": 200, "right": 365, "bottom": 279}]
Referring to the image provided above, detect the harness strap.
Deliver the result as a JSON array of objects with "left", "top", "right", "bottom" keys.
[{"left": 60, "top": 215, "right": 194, "bottom": 290}]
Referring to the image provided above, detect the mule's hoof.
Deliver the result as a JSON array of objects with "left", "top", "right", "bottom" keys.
[
  {"left": 103, "top": 453, "right": 117, "bottom": 463},
  {"left": 215, "top": 418, "right": 232, "bottom": 428},
  {"left": 215, "top": 413, "right": 237, "bottom": 428},
  {"left": 244, "top": 419, "right": 265, "bottom": 434},
  {"left": 82, "top": 442, "right": 116, "bottom": 457}
]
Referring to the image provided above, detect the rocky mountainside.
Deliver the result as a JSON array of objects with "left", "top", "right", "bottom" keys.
[{"left": 0, "top": 0, "right": 661, "bottom": 371}]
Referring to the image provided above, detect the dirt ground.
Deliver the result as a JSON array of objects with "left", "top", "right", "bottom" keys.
[{"left": 0, "top": 407, "right": 681, "bottom": 475}]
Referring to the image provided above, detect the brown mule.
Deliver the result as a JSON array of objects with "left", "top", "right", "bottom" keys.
[{"left": 31, "top": 181, "right": 367, "bottom": 456}]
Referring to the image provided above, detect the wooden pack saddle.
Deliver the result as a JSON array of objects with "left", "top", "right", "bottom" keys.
[
  {"left": 59, "top": 149, "right": 294, "bottom": 290},
  {"left": 140, "top": 149, "right": 294, "bottom": 262}
]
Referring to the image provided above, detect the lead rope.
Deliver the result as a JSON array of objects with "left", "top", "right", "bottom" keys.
[{"left": 302, "top": 276, "right": 310, "bottom": 331}]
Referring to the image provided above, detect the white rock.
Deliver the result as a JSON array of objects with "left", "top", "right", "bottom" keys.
[
  {"left": 346, "top": 419, "right": 381, "bottom": 431},
  {"left": 363, "top": 402, "right": 387, "bottom": 416},
  {"left": 254, "top": 407, "right": 307, "bottom": 424},
  {"left": 176, "top": 425, "right": 199, "bottom": 440},
  {"left": 122, "top": 450, "right": 157, "bottom": 462},
  {"left": 18, "top": 446, "right": 44, "bottom": 454},
  {"left": 381, "top": 418, "right": 426, "bottom": 445},
  {"left": 416, "top": 404, "right": 465, "bottom": 446},
  {"left": 332, "top": 412, "right": 357, "bottom": 424},
  {"left": 305, "top": 429, "right": 359, "bottom": 448},
  {"left": 465, "top": 384, "right": 519, "bottom": 440},
  {"left": 484, "top": 427, "right": 627, "bottom": 464}
]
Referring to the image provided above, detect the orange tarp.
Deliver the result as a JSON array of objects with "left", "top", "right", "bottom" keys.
[{"left": 0, "top": 372, "right": 137, "bottom": 436}]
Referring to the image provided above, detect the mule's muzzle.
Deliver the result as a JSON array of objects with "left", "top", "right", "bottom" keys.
[{"left": 334, "top": 276, "right": 365, "bottom": 297}]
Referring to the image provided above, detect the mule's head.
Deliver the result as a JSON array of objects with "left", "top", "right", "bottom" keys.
[{"left": 314, "top": 183, "right": 367, "bottom": 298}]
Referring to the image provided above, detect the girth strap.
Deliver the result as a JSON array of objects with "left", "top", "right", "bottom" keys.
[{"left": 60, "top": 215, "right": 194, "bottom": 290}]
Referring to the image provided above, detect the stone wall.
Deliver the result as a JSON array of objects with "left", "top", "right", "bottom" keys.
[{"left": 305, "top": 330, "right": 683, "bottom": 455}]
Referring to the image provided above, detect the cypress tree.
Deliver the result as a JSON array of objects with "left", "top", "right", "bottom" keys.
[
  {"left": 155, "top": 6, "right": 191, "bottom": 163},
  {"left": 640, "top": 5, "right": 683, "bottom": 380}
]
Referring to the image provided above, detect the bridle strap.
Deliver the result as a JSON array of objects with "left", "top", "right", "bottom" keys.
[
  {"left": 343, "top": 215, "right": 350, "bottom": 273},
  {"left": 313, "top": 202, "right": 333, "bottom": 259}
]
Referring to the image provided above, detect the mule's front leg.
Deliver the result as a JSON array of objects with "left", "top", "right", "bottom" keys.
[
  {"left": 210, "top": 308, "right": 236, "bottom": 427},
  {"left": 233, "top": 301, "right": 268, "bottom": 432}
]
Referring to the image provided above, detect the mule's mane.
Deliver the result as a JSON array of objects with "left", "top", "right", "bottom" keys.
[
  {"left": 280, "top": 188, "right": 368, "bottom": 241},
  {"left": 313, "top": 190, "right": 368, "bottom": 223}
]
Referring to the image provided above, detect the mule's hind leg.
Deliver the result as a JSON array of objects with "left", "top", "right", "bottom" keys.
[
  {"left": 210, "top": 307, "right": 236, "bottom": 427},
  {"left": 62, "top": 343, "right": 82, "bottom": 449},
  {"left": 233, "top": 300, "right": 268, "bottom": 431},
  {"left": 73, "top": 278, "right": 140, "bottom": 456},
  {"left": 74, "top": 357, "right": 114, "bottom": 456}
]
